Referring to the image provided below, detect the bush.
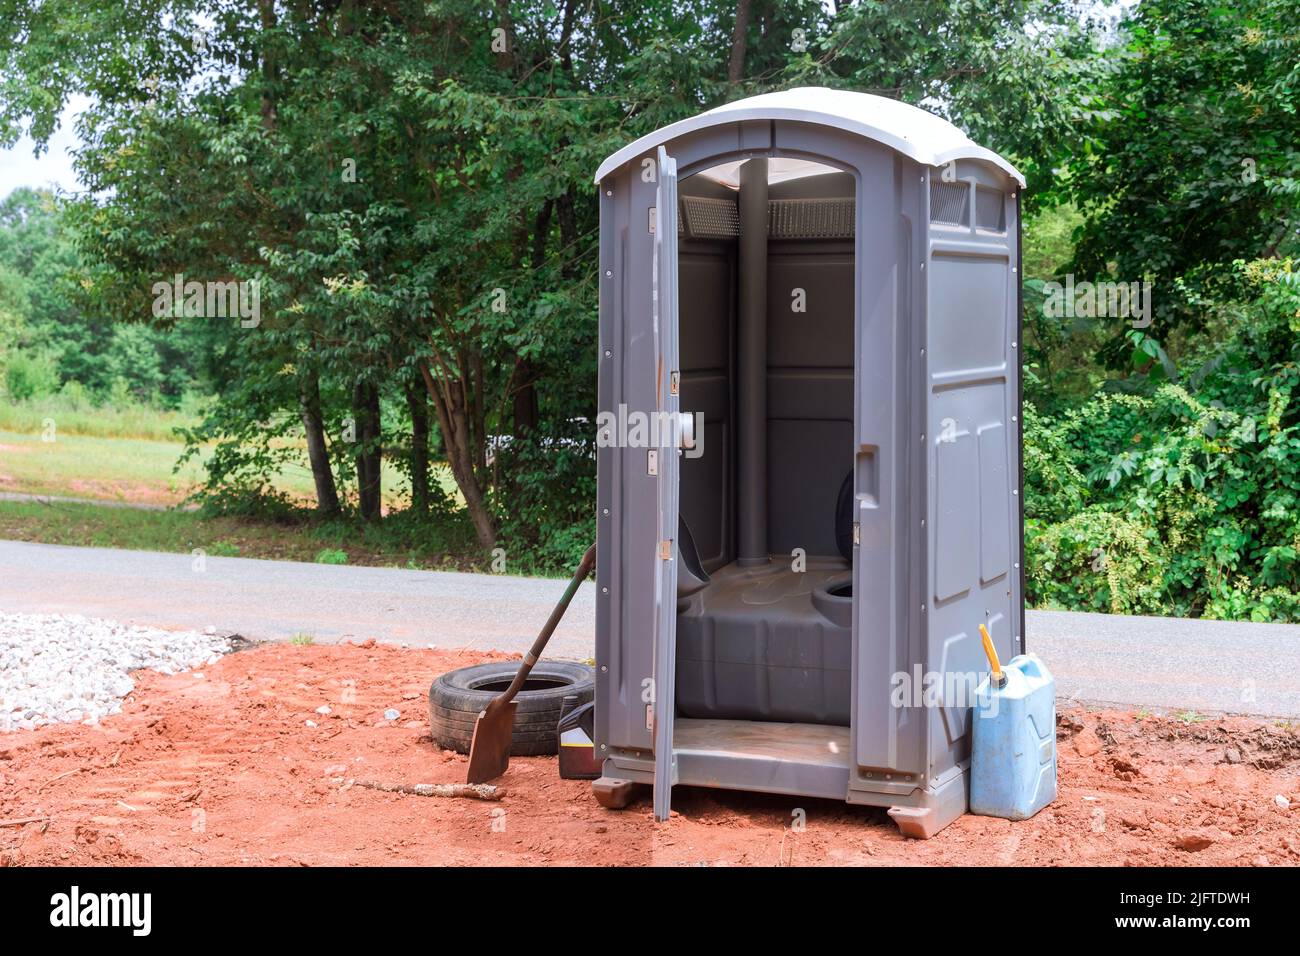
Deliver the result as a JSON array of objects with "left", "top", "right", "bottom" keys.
[
  {"left": 1023, "top": 260, "right": 1300, "bottom": 621},
  {"left": 58, "top": 379, "right": 91, "bottom": 411},
  {"left": 493, "top": 424, "right": 596, "bottom": 575},
  {"left": 3, "top": 350, "right": 59, "bottom": 401},
  {"left": 1027, "top": 508, "right": 1170, "bottom": 615}
]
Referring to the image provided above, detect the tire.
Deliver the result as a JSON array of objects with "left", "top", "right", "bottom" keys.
[{"left": 427, "top": 660, "right": 595, "bottom": 756}]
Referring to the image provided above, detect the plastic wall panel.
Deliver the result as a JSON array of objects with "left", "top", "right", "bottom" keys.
[
  {"left": 929, "top": 254, "right": 1007, "bottom": 374},
  {"left": 924, "top": 208, "right": 1019, "bottom": 783},
  {"left": 766, "top": 247, "right": 854, "bottom": 558},
  {"left": 934, "top": 432, "right": 978, "bottom": 602},
  {"left": 978, "top": 423, "right": 1011, "bottom": 584},
  {"left": 679, "top": 244, "right": 735, "bottom": 569}
]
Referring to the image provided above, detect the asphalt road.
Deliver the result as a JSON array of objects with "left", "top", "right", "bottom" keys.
[
  {"left": 3, "top": 539, "right": 1298, "bottom": 718},
  {"left": 0, "top": 539, "right": 597, "bottom": 660},
  {"left": 1027, "top": 609, "right": 1300, "bottom": 720}
]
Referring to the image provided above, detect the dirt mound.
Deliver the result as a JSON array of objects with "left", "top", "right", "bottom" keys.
[{"left": 1, "top": 642, "right": 1297, "bottom": 866}]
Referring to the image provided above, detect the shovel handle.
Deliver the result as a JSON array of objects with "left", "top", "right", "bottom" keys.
[{"left": 495, "top": 543, "right": 596, "bottom": 707}]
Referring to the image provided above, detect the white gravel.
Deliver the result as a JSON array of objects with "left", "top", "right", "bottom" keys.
[{"left": 0, "top": 611, "right": 230, "bottom": 732}]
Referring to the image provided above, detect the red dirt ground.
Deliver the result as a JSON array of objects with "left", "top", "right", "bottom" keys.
[{"left": 1, "top": 641, "right": 1298, "bottom": 866}]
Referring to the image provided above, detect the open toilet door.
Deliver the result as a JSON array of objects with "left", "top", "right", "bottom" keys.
[{"left": 651, "top": 145, "right": 681, "bottom": 822}]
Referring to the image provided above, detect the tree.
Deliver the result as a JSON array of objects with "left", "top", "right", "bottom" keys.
[
  {"left": 0, "top": 0, "right": 1098, "bottom": 560},
  {"left": 1064, "top": 0, "right": 1300, "bottom": 364}
]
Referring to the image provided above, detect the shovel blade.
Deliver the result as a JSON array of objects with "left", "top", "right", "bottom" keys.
[{"left": 465, "top": 700, "right": 518, "bottom": 784}]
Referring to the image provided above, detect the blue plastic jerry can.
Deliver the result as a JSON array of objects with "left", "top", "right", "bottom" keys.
[{"left": 970, "top": 653, "right": 1057, "bottom": 820}]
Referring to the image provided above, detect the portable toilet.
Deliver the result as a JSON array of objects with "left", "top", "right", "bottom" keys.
[{"left": 591, "top": 88, "right": 1025, "bottom": 839}]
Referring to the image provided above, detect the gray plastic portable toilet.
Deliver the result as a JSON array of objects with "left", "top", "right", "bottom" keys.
[{"left": 591, "top": 88, "right": 1024, "bottom": 838}]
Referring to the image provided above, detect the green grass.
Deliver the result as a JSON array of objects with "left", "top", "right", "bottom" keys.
[
  {"left": 0, "top": 404, "right": 480, "bottom": 570},
  {"left": 0, "top": 428, "right": 208, "bottom": 503},
  {"left": 0, "top": 394, "right": 198, "bottom": 442},
  {"left": 290, "top": 633, "right": 316, "bottom": 646},
  {"left": 0, "top": 425, "right": 453, "bottom": 508},
  {"left": 0, "top": 498, "right": 480, "bottom": 570}
]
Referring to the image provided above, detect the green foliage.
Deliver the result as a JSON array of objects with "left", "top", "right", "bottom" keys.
[
  {"left": 795, "top": 0, "right": 1103, "bottom": 201},
  {"left": 1020, "top": 391, "right": 1087, "bottom": 523},
  {"left": 1, "top": 0, "right": 1297, "bottom": 611},
  {"left": 1063, "top": 0, "right": 1299, "bottom": 367},
  {"left": 1017, "top": 1, "right": 1300, "bottom": 622},
  {"left": 0, "top": 186, "right": 208, "bottom": 405},
  {"left": 3, "top": 349, "right": 59, "bottom": 400},
  {"left": 313, "top": 548, "right": 348, "bottom": 565},
  {"left": 0, "top": 0, "right": 1098, "bottom": 569},
  {"left": 1026, "top": 260, "right": 1300, "bottom": 620},
  {"left": 493, "top": 424, "right": 597, "bottom": 574}
]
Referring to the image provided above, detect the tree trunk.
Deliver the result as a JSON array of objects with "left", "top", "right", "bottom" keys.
[
  {"left": 558, "top": 0, "right": 577, "bottom": 72},
  {"left": 512, "top": 358, "right": 539, "bottom": 438},
  {"left": 419, "top": 359, "right": 496, "bottom": 550},
  {"left": 257, "top": 0, "right": 279, "bottom": 131},
  {"left": 353, "top": 381, "right": 382, "bottom": 521},
  {"left": 300, "top": 373, "right": 340, "bottom": 516},
  {"left": 406, "top": 379, "right": 431, "bottom": 515},
  {"left": 728, "top": 0, "right": 752, "bottom": 84}
]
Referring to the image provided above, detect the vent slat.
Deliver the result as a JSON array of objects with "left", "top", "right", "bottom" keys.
[
  {"left": 681, "top": 196, "right": 740, "bottom": 238},
  {"left": 767, "top": 198, "right": 854, "bottom": 239},
  {"left": 677, "top": 195, "right": 857, "bottom": 240},
  {"left": 929, "top": 181, "right": 969, "bottom": 226}
]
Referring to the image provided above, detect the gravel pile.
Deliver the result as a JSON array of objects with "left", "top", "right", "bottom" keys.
[{"left": 0, "top": 612, "right": 230, "bottom": 732}]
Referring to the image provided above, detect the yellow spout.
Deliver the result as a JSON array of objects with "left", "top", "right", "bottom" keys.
[{"left": 979, "top": 623, "right": 1005, "bottom": 687}]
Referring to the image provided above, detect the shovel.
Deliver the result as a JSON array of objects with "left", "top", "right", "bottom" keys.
[{"left": 466, "top": 542, "right": 597, "bottom": 784}]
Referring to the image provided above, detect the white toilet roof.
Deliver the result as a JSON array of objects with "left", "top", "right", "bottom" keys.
[{"left": 594, "top": 87, "right": 1025, "bottom": 187}]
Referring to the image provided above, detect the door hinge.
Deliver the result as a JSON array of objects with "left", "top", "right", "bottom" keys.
[
  {"left": 669, "top": 370, "right": 680, "bottom": 395},
  {"left": 645, "top": 704, "right": 654, "bottom": 731},
  {"left": 659, "top": 539, "right": 673, "bottom": 560},
  {"left": 852, "top": 521, "right": 861, "bottom": 545},
  {"left": 648, "top": 206, "right": 657, "bottom": 234},
  {"left": 647, "top": 448, "right": 659, "bottom": 476}
]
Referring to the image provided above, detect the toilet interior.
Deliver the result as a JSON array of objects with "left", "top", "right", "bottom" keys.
[{"left": 674, "top": 157, "right": 857, "bottom": 752}]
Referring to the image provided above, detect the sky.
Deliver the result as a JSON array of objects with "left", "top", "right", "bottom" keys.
[{"left": 0, "top": 95, "right": 91, "bottom": 199}]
